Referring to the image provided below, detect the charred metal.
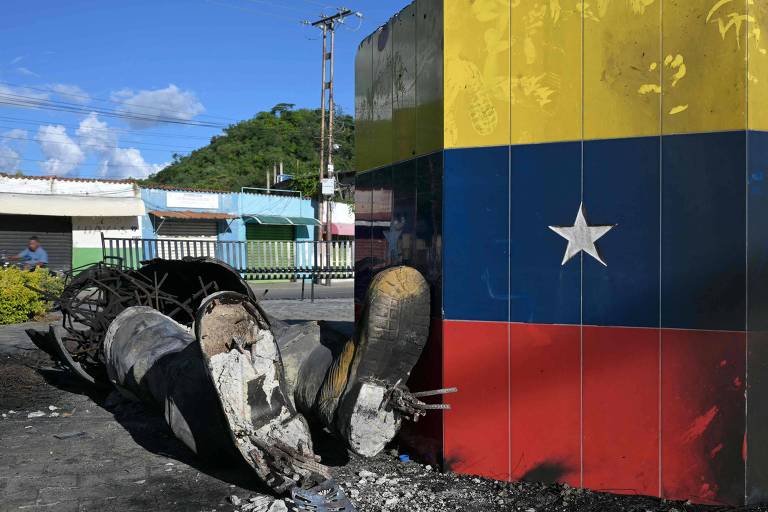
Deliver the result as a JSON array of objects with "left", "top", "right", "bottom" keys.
[{"left": 27, "top": 259, "right": 453, "bottom": 511}]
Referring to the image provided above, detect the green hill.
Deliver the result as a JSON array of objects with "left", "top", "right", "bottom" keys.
[{"left": 144, "top": 104, "right": 354, "bottom": 195}]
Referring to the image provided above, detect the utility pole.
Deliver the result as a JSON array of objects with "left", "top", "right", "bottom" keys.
[
  {"left": 306, "top": 8, "right": 359, "bottom": 245},
  {"left": 305, "top": 8, "right": 360, "bottom": 284}
]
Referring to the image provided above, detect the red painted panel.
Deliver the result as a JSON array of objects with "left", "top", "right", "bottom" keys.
[
  {"left": 443, "top": 320, "right": 509, "bottom": 481},
  {"left": 400, "top": 318, "right": 444, "bottom": 466},
  {"left": 583, "top": 326, "right": 659, "bottom": 496},
  {"left": 509, "top": 323, "right": 580, "bottom": 486},
  {"left": 661, "top": 329, "right": 746, "bottom": 506}
]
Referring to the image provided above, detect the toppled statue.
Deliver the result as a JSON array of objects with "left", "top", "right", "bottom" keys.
[{"left": 27, "top": 259, "right": 454, "bottom": 512}]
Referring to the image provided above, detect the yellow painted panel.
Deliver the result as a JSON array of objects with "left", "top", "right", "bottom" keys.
[
  {"left": 444, "top": 0, "right": 511, "bottom": 149},
  {"left": 584, "top": 0, "right": 661, "bottom": 140},
  {"left": 662, "top": 0, "right": 746, "bottom": 135},
  {"left": 510, "top": 0, "right": 582, "bottom": 144},
  {"left": 355, "top": 35, "right": 374, "bottom": 172},
  {"left": 393, "top": 3, "right": 418, "bottom": 162},
  {"left": 749, "top": 0, "right": 768, "bottom": 132},
  {"left": 415, "top": 0, "right": 444, "bottom": 156}
]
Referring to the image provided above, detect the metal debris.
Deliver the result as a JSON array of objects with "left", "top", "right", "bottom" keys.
[
  {"left": 24, "top": 260, "right": 460, "bottom": 512},
  {"left": 53, "top": 431, "right": 88, "bottom": 440},
  {"left": 289, "top": 479, "right": 356, "bottom": 512},
  {"left": 27, "top": 258, "right": 255, "bottom": 385},
  {"left": 382, "top": 382, "right": 457, "bottom": 422}
]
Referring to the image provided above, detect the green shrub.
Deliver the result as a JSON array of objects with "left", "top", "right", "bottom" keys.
[{"left": 0, "top": 268, "right": 65, "bottom": 325}]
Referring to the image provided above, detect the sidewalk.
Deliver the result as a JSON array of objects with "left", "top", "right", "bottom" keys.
[
  {"left": 0, "top": 300, "right": 353, "bottom": 511},
  {"left": 249, "top": 279, "right": 353, "bottom": 300}
]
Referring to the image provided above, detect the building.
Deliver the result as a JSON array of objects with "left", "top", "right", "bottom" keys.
[
  {"left": 140, "top": 186, "right": 317, "bottom": 246},
  {"left": 0, "top": 174, "right": 145, "bottom": 271},
  {"left": 354, "top": 1, "right": 768, "bottom": 506},
  {"left": 0, "top": 174, "right": 325, "bottom": 272}
]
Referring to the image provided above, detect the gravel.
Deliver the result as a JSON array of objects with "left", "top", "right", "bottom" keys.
[{"left": 222, "top": 445, "right": 751, "bottom": 512}]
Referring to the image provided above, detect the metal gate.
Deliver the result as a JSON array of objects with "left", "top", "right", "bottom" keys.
[{"left": 0, "top": 214, "right": 72, "bottom": 271}]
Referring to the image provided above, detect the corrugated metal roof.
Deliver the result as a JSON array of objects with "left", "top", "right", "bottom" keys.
[
  {"left": 148, "top": 210, "right": 237, "bottom": 220},
  {"left": 141, "top": 184, "right": 232, "bottom": 194},
  {"left": 0, "top": 173, "right": 135, "bottom": 185},
  {"left": 1, "top": 174, "right": 231, "bottom": 194}
]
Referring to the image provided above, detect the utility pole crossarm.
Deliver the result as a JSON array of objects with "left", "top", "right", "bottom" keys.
[{"left": 310, "top": 9, "right": 353, "bottom": 27}]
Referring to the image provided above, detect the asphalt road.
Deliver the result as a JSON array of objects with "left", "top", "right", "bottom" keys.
[
  {"left": 0, "top": 300, "right": 744, "bottom": 512},
  {"left": 249, "top": 280, "right": 353, "bottom": 301}
]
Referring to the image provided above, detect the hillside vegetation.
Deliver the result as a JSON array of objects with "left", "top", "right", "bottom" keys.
[{"left": 144, "top": 104, "right": 354, "bottom": 195}]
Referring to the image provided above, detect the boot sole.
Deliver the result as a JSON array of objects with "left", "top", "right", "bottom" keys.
[{"left": 336, "top": 266, "right": 430, "bottom": 455}]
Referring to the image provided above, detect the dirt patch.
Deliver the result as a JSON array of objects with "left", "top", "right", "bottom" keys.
[{"left": 0, "top": 349, "right": 97, "bottom": 412}]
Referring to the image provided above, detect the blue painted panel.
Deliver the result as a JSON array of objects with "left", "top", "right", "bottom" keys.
[
  {"left": 444, "top": 146, "right": 509, "bottom": 322},
  {"left": 749, "top": 130, "right": 768, "bottom": 331},
  {"left": 747, "top": 130, "right": 768, "bottom": 505},
  {"left": 583, "top": 137, "right": 660, "bottom": 327},
  {"left": 661, "top": 131, "right": 746, "bottom": 330},
  {"left": 509, "top": 142, "right": 581, "bottom": 325}
]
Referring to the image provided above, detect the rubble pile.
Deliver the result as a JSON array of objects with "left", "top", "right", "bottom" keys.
[
  {"left": 25, "top": 260, "right": 451, "bottom": 512},
  {"left": 335, "top": 454, "right": 724, "bottom": 512},
  {"left": 230, "top": 451, "right": 721, "bottom": 512}
]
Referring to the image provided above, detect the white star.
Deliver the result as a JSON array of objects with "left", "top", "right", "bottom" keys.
[{"left": 548, "top": 203, "right": 616, "bottom": 267}]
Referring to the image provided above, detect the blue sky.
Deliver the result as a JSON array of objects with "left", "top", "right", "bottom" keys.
[{"left": 0, "top": 0, "right": 409, "bottom": 179}]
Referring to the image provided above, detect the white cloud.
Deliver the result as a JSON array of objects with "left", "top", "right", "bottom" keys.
[
  {"left": 37, "top": 125, "right": 84, "bottom": 175},
  {"left": 15, "top": 67, "right": 40, "bottom": 78},
  {"left": 0, "top": 145, "right": 20, "bottom": 172},
  {"left": 3, "top": 128, "right": 28, "bottom": 141},
  {"left": 0, "top": 129, "right": 28, "bottom": 172},
  {"left": 98, "top": 147, "right": 165, "bottom": 179},
  {"left": 51, "top": 83, "right": 89, "bottom": 104},
  {"left": 111, "top": 84, "right": 205, "bottom": 128},
  {"left": 0, "top": 84, "right": 49, "bottom": 108},
  {"left": 76, "top": 113, "right": 115, "bottom": 154},
  {"left": 10, "top": 56, "right": 24, "bottom": 65}
]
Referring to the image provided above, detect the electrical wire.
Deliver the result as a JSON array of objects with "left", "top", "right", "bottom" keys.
[
  {"left": 242, "top": 0, "right": 310, "bottom": 13},
  {"left": 0, "top": 92, "right": 228, "bottom": 128},
  {"left": 0, "top": 133, "right": 194, "bottom": 153},
  {"left": 4, "top": 168, "right": 159, "bottom": 179},
  {"left": 0, "top": 127, "right": 201, "bottom": 151},
  {"left": 3, "top": 155, "right": 177, "bottom": 171},
  {"left": 0, "top": 115, "right": 218, "bottom": 140},
  {"left": 0, "top": 81, "right": 237, "bottom": 123},
  {"left": 204, "top": 0, "right": 304, "bottom": 22}
]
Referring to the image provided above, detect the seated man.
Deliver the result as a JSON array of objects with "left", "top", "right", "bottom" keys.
[{"left": 10, "top": 236, "right": 48, "bottom": 268}]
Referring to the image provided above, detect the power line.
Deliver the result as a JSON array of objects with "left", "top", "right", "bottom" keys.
[
  {"left": 242, "top": 0, "right": 310, "bottom": 13},
  {"left": 0, "top": 116, "right": 218, "bottom": 140},
  {"left": 0, "top": 93, "right": 228, "bottom": 128},
  {"left": 0, "top": 81, "right": 237, "bottom": 123},
  {"left": 5, "top": 168, "right": 163, "bottom": 179},
  {"left": 0, "top": 92, "right": 228, "bottom": 128},
  {"left": 0, "top": 133, "right": 194, "bottom": 153},
  {"left": 0, "top": 127, "right": 201, "bottom": 151},
  {"left": 5, "top": 155, "right": 174, "bottom": 171},
  {"left": 204, "top": 0, "right": 303, "bottom": 22},
  {"left": 300, "top": 0, "right": 337, "bottom": 10}
]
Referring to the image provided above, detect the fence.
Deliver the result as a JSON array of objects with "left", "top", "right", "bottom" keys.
[{"left": 100, "top": 234, "right": 354, "bottom": 281}]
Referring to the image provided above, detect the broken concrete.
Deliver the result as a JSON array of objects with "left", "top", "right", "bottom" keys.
[
  {"left": 196, "top": 292, "right": 317, "bottom": 492},
  {"left": 26, "top": 259, "right": 459, "bottom": 511}
]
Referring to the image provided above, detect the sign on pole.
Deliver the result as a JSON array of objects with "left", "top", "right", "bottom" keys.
[{"left": 321, "top": 178, "right": 335, "bottom": 196}]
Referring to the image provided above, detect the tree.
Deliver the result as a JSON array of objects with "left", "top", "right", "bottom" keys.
[{"left": 143, "top": 104, "right": 355, "bottom": 194}]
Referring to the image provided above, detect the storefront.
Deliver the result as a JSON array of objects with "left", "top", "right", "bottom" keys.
[{"left": 0, "top": 175, "right": 145, "bottom": 271}]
